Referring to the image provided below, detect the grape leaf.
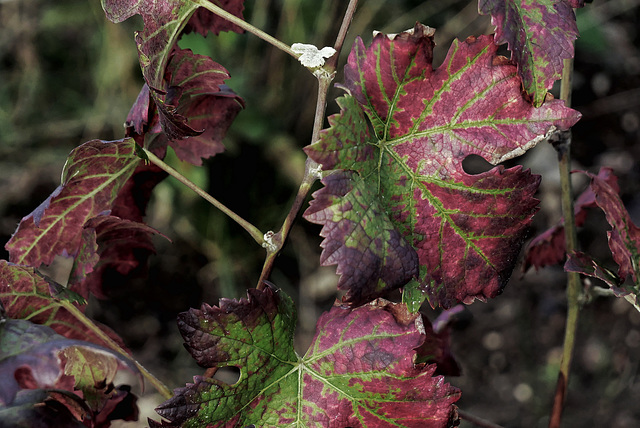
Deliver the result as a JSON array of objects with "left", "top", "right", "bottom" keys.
[
  {"left": 304, "top": 170, "right": 419, "bottom": 306},
  {"left": 102, "top": 0, "right": 245, "bottom": 145},
  {"left": 524, "top": 167, "right": 618, "bottom": 271},
  {"left": 306, "top": 24, "right": 580, "bottom": 308},
  {"left": 68, "top": 215, "right": 166, "bottom": 300},
  {"left": 565, "top": 170, "right": 640, "bottom": 297},
  {"left": 0, "top": 389, "right": 89, "bottom": 428},
  {"left": 0, "top": 319, "right": 139, "bottom": 406},
  {"left": 0, "top": 261, "right": 128, "bottom": 351},
  {"left": 479, "top": 0, "right": 584, "bottom": 106},
  {"left": 0, "top": 320, "right": 140, "bottom": 426},
  {"left": 146, "top": 47, "right": 245, "bottom": 165},
  {"left": 154, "top": 286, "right": 460, "bottom": 427},
  {"left": 5, "top": 139, "right": 140, "bottom": 268}
]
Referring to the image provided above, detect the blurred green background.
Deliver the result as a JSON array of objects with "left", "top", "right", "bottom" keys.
[{"left": 1, "top": 1, "right": 640, "bottom": 426}]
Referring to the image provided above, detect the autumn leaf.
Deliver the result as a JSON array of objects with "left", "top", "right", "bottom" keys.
[
  {"left": 305, "top": 24, "right": 581, "bottom": 308},
  {"left": 0, "top": 319, "right": 140, "bottom": 425},
  {"left": 68, "top": 215, "right": 167, "bottom": 300},
  {"left": 102, "top": 0, "right": 245, "bottom": 148},
  {"left": 564, "top": 170, "right": 640, "bottom": 306},
  {"left": 145, "top": 47, "right": 244, "bottom": 165},
  {"left": 153, "top": 286, "right": 460, "bottom": 427},
  {"left": 524, "top": 167, "right": 618, "bottom": 272},
  {"left": 0, "top": 261, "right": 128, "bottom": 352},
  {"left": 5, "top": 139, "right": 140, "bottom": 268},
  {"left": 305, "top": 170, "right": 419, "bottom": 306},
  {"left": 479, "top": 0, "right": 584, "bottom": 106}
]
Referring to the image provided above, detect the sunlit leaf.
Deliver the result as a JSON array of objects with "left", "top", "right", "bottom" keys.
[
  {"left": 306, "top": 24, "right": 580, "bottom": 308},
  {"left": 154, "top": 287, "right": 460, "bottom": 427},
  {"left": 479, "top": 0, "right": 584, "bottom": 106}
]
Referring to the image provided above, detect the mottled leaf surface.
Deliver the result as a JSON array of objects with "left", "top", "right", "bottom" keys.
[
  {"left": 306, "top": 24, "right": 580, "bottom": 308},
  {"left": 305, "top": 170, "right": 419, "bottom": 306},
  {"left": 0, "top": 261, "right": 127, "bottom": 351},
  {"left": 524, "top": 167, "right": 618, "bottom": 271},
  {"left": 5, "top": 139, "right": 140, "bottom": 268},
  {"left": 479, "top": 0, "right": 583, "bottom": 106},
  {"left": 155, "top": 287, "right": 460, "bottom": 427}
]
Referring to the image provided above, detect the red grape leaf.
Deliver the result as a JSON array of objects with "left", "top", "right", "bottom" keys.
[
  {"left": 0, "top": 319, "right": 139, "bottom": 408},
  {"left": 68, "top": 215, "right": 167, "bottom": 300},
  {"left": 0, "top": 261, "right": 128, "bottom": 352},
  {"left": 524, "top": 167, "right": 618, "bottom": 271},
  {"left": 154, "top": 287, "right": 460, "bottom": 427},
  {"left": 306, "top": 24, "right": 580, "bottom": 308},
  {"left": 102, "top": 0, "right": 245, "bottom": 146},
  {"left": 304, "top": 170, "right": 419, "bottom": 306},
  {"left": 479, "top": 0, "right": 584, "bottom": 106},
  {"left": 146, "top": 47, "right": 244, "bottom": 165},
  {"left": 0, "top": 389, "right": 89, "bottom": 428},
  {"left": 5, "top": 139, "right": 141, "bottom": 268},
  {"left": 565, "top": 172, "right": 640, "bottom": 295}
]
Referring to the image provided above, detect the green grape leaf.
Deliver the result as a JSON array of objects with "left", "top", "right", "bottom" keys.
[
  {"left": 479, "top": 0, "right": 584, "bottom": 106},
  {"left": 153, "top": 286, "right": 460, "bottom": 427},
  {"left": 305, "top": 24, "right": 580, "bottom": 308}
]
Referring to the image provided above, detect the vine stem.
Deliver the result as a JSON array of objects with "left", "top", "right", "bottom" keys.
[
  {"left": 257, "top": 0, "right": 360, "bottom": 289},
  {"left": 194, "top": 0, "right": 297, "bottom": 59},
  {"left": 143, "top": 148, "right": 266, "bottom": 247},
  {"left": 458, "top": 409, "right": 505, "bottom": 428},
  {"left": 60, "top": 300, "right": 173, "bottom": 399},
  {"left": 549, "top": 57, "right": 580, "bottom": 428}
]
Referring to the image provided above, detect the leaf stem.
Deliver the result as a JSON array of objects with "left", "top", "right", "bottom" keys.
[
  {"left": 143, "top": 148, "right": 265, "bottom": 247},
  {"left": 256, "top": 0, "right": 359, "bottom": 288},
  {"left": 549, "top": 57, "right": 580, "bottom": 428},
  {"left": 194, "top": 0, "right": 298, "bottom": 59},
  {"left": 60, "top": 301, "right": 173, "bottom": 399},
  {"left": 458, "top": 409, "right": 505, "bottom": 428}
]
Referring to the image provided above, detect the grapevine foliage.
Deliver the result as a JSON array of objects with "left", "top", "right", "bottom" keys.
[
  {"left": 305, "top": 24, "right": 580, "bottom": 309},
  {"left": 479, "top": 0, "right": 585, "bottom": 106},
  {"left": 153, "top": 286, "right": 460, "bottom": 427}
]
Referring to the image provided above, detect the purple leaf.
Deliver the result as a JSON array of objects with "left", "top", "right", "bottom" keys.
[
  {"left": 156, "top": 287, "right": 460, "bottom": 427},
  {"left": 5, "top": 139, "right": 140, "bottom": 268},
  {"left": 147, "top": 48, "right": 244, "bottom": 165},
  {"left": 306, "top": 25, "right": 580, "bottom": 308},
  {"left": 479, "top": 0, "right": 584, "bottom": 106}
]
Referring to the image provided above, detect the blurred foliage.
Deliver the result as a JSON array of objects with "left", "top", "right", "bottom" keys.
[{"left": 1, "top": 1, "right": 640, "bottom": 426}]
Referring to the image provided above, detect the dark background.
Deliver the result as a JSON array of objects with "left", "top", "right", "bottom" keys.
[{"left": 1, "top": 1, "right": 640, "bottom": 426}]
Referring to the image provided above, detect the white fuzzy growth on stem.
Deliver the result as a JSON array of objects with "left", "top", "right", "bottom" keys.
[{"left": 291, "top": 43, "right": 336, "bottom": 68}]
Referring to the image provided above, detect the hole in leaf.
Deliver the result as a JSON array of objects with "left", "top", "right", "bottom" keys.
[
  {"left": 213, "top": 366, "right": 241, "bottom": 385},
  {"left": 462, "top": 154, "right": 494, "bottom": 175}
]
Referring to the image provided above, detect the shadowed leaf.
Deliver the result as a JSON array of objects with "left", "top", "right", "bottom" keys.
[{"left": 524, "top": 167, "right": 618, "bottom": 271}]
